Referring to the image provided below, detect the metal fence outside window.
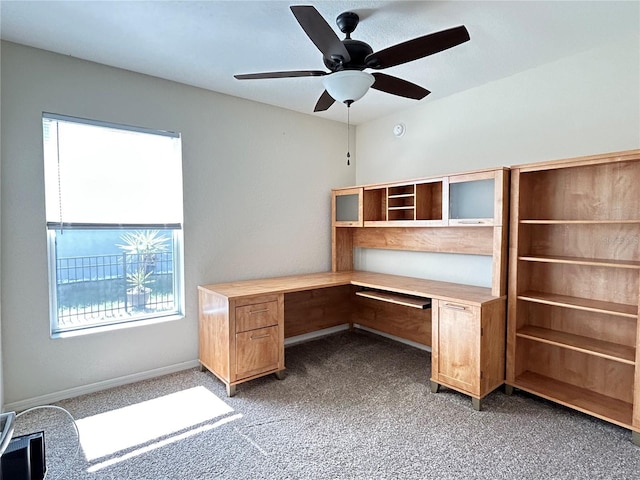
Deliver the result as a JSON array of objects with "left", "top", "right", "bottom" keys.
[{"left": 56, "top": 251, "right": 175, "bottom": 328}]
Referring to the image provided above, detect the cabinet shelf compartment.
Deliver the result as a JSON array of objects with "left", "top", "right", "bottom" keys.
[
  {"left": 517, "top": 160, "right": 640, "bottom": 222},
  {"left": 449, "top": 178, "right": 494, "bottom": 224},
  {"left": 513, "top": 339, "right": 635, "bottom": 423},
  {"left": 513, "top": 371, "right": 634, "bottom": 428},
  {"left": 514, "top": 300, "right": 637, "bottom": 362},
  {"left": 516, "top": 222, "right": 640, "bottom": 267},
  {"left": 516, "top": 325, "right": 635, "bottom": 364},
  {"left": 520, "top": 261, "right": 639, "bottom": 310},
  {"left": 363, "top": 180, "right": 443, "bottom": 224}
]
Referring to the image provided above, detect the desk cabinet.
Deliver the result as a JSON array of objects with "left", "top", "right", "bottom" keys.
[
  {"left": 198, "top": 291, "right": 285, "bottom": 397},
  {"left": 431, "top": 297, "right": 506, "bottom": 410}
]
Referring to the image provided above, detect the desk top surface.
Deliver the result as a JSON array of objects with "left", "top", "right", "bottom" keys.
[{"left": 199, "top": 271, "right": 501, "bottom": 305}]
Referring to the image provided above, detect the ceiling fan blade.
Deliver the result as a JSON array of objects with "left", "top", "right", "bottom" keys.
[
  {"left": 371, "top": 73, "right": 430, "bottom": 100},
  {"left": 314, "top": 90, "right": 336, "bottom": 112},
  {"left": 366, "top": 25, "right": 470, "bottom": 69},
  {"left": 234, "top": 70, "right": 327, "bottom": 80},
  {"left": 290, "top": 5, "right": 351, "bottom": 64}
]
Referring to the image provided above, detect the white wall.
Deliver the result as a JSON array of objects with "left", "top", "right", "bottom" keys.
[
  {"left": 353, "top": 34, "right": 640, "bottom": 283},
  {"left": 356, "top": 34, "right": 640, "bottom": 183},
  {"left": 0, "top": 42, "right": 354, "bottom": 408}
]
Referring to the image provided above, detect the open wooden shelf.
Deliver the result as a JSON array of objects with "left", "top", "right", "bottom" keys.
[
  {"left": 516, "top": 325, "right": 636, "bottom": 364},
  {"left": 513, "top": 371, "right": 633, "bottom": 428},
  {"left": 517, "top": 291, "right": 638, "bottom": 318},
  {"left": 508, "top": 150, "right": 640, "bottom": 443},
  {"left": 518, "top": 255, "right": 640, "bottom": 269}
]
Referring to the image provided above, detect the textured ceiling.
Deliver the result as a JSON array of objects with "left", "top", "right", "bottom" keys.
[{"left": 1, "top": 1, "right": 638, "bottom": 124}]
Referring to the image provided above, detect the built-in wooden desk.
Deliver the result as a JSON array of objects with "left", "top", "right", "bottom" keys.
[{"left": 198, "top": 270, "right": 505, "bottom": 409}]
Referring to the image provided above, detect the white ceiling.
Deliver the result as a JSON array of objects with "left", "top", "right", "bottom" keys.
[{"left": 1, "top": 1, "right": 638, "bottom": 125}]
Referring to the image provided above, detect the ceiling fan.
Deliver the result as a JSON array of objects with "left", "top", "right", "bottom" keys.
[{"left": 234, "top": 5, "right": 470, "bottom": 112}]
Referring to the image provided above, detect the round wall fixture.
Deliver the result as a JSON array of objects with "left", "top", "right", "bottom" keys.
[{"left": 393, "top": 123, "right": 406, "bottom": 137}]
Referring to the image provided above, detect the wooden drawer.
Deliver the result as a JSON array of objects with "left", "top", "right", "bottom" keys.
[
  {"left": 236, "top": 301, "right": 278, "bottom": 333},
  {"left": 236, "top": 326, "right": 279, "bottom": 380}
]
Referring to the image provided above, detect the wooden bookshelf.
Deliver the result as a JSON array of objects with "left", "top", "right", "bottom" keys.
[{"left": 507, "top": 149, "right": 640, "bottom": 445}]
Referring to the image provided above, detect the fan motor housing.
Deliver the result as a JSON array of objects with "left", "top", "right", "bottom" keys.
[{"left": 324, "top": 38, "right": 373, "bottom": 71}]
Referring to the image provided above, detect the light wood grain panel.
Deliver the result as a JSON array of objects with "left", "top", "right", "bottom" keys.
[
  {"left": 363, "top": 188, "right": 386, "bottom": 222},
  {"left": 198, "top": 290, "right": 231, "bottom": 382},
  {"left": 349, "top": 271, "right": 499, "bottom": 305},
  {"left": 199, "top": 272, "right": 354, "bottom": 299},
  {"left": 332, "top": 227, "right": 354, "bottom": 272},
  {"left": 514, "top": 371, "right": 633, "bottom": 428},
  {"left": 284, "top": 285, "right": 354, "bottom": 338},
  {"left": 635, "top": 281, "right": 640, "bottom": 429},
  {"left": 520, "top": 300, "right": 637, "bottom": 346},
  {"left": 521, "top": 339, "right": 634, "bottom": 403},
  {"left": 353, "top": 295, "right": 431, "bottom": 346},
  {"left": 518, "top": 291, "right": 637, "bottom": 318},
  {"left": 506, "top": 168, "right": 522, "bottom": 384},
  {"left": 200, "top": 271, "right": 501, "bottom": 305},
  {"left": 481, "top": 298, "right": 506, "bottom": 395},
  {"left": 518, "top": 160, "right": 640, "bottom": 221},
  {"left": 433, "top": 300, "right": 481, "bottom": 395},
  {"left": 355, "top": 290, "right": 430, "bottom": 309},
  {"left": 521, "top": 223, "right": 640, "bottom": 263},
  {"left": 236, "top": 300, "right": 278, "bottom": 333},
  {"left": 526, "top": 262, "right": 639, "bottom": 306},
  {"left": 235, "top": 326, "right": 280, "bottom": 380},
  {"left": 517, "top": 325, "right": 635, "bottom": 364},
  {"left": 415, "top": 181, "right": 443, "bottom": 221},
  {"left": 352, "top": 226, "right": 494, "bottom": 255},
  {"left": 513, "top": 149, "right": 640, "bottom": 173}
]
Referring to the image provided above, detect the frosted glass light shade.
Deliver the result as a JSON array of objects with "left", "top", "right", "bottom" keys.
[{"left": 322, "top": 70, "right": 374, "bottom": 104}]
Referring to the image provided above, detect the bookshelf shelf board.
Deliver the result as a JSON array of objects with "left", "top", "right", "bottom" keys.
[
  {"left": 517, "top": 291, "right": 638, "bottom": 318},
  {"left": 517, "top": 326, "right": 636, "bottom": 364},
  {"left": 513, "top": 371, "right": 634, "bottom": 428}
]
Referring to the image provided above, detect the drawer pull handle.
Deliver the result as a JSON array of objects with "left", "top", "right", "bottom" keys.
[
  {"left": 251, "top": 334, "right": 270, "bottom": 340},
  {"left": 444, "top": 303, "right": 467, "bottom": 311},
  {"left": 250, "top": 308, "right": 269, "bottom": 314}
]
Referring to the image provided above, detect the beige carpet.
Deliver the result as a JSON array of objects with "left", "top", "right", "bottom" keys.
[{"left": 12, "top": 330, "right": 640, "bottom": 479}]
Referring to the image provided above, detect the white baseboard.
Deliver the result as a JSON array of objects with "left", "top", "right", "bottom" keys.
[
  {"left": 354, "top": 324, "right": 432, "bottom": 352},
  {"left": 4, "top": 360, "right": 200, "bottom": 412},
  {"left": 6, "top": 327, "right": 427, "bottom": 412},
  {"left": 284, "top": 324, "right": 350, "bottom": 347}
]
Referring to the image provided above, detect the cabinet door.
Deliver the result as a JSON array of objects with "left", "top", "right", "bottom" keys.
[
  {"left": 433, "top": 300, "right": 481, "bottom": 395},
  {"left": 235, "top": 326, "right": 280, "bottom": 380}
]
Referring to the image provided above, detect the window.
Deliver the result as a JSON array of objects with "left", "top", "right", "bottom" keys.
[{"left": 43, "top": 113, "right": 184, "bottom": 335}]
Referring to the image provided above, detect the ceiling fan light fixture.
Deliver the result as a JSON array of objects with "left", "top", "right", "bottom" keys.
[{"left": 322, "top": 70, "right": 374, "bottom": 104}]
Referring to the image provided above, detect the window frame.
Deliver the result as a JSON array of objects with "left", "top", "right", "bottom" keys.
[{"left": 42, "top": 113, "right": 185, "bottom": 336}]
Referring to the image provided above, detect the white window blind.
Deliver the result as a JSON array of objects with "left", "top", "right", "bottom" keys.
[{"left": 43, "top": 113, "right": 183, "bottom": 226}]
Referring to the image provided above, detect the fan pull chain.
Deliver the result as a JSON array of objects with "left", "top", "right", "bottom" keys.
[{"left": 346, "top": 101, "right": 351, "bottom": 166}]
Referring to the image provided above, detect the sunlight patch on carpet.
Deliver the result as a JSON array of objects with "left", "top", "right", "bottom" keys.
[{"left": 76, "top": 386, "right": 235, "bottom": 461}]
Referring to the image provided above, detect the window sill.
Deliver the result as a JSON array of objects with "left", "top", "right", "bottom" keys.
[{"left": 51, "top": 313, "right": 185, "bottom": 339}]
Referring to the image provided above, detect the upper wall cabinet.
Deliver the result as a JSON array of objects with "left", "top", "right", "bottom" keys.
[
  {"left": 332, "top": 187, "right": 363, "bottom": 227},
  {"left": 449, "top": 171, "right": 499, "bottom": 226},
  {"left": 363, "top": 178, "right": 445, "bottom": 226},
  {"left": 332, "top": 168, "right": 508, "bottom": 228},
  {"left": 331, "top": 168, "right": 509, "bottom": 296}
]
